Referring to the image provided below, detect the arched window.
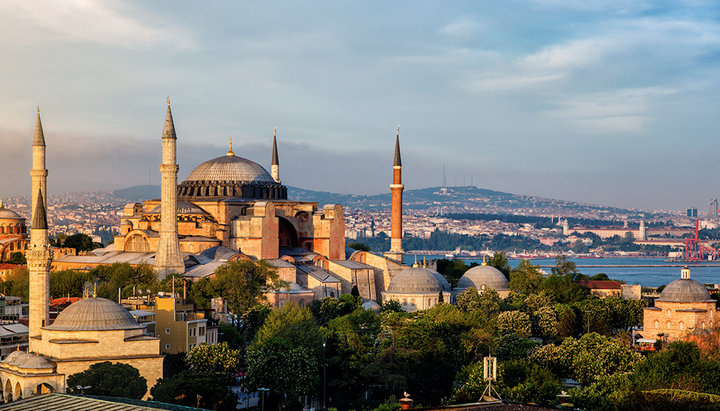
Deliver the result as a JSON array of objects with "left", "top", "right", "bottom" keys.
[
  {"left": 679, "top": 321, "right": 685, "bottom": 330},
  {"left": 666, "top": 309, "right": 671, "bottom": 318},
  {"left": 666, "top": 321, "right": 672, "bottom": 330},
  {"left": 654, "top": 320, "right": 659, "bottom": 329}
]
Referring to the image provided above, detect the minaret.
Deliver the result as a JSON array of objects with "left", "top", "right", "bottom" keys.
[
  {"left": 28, "top": 191, "right": 52, "bottom": 341},
  {"left": 271, "top": 127, "right": 280, "bottom": 183},
  {"left": 154, "top": 99, "right": 184, "bottom": 278},
  {"left": 31, "top": 108, "right": 48, "bottom": 224},
  {"left": 386, "top": 126, "right": 404, "bottom": 262}
]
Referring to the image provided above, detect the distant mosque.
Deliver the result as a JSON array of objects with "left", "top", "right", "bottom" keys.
[{"left": 0, "top": 110, "right": 162, "bottom": 402}]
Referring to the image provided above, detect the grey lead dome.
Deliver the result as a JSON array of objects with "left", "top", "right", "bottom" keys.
[
  {"left": 456, "top": 265, "right": 508, "bottom": 292},
  {"left": 44, "top": 297, "right": 143, "bottom": 331},
  {"left": 658, "top": 278, "right": 712, "bottom": 302},
  {"left": 186, "top": 155, "right": 274, "bottom": 183},
  {"left": 387, "top": 267, "right": 444, "bottom": 294}
]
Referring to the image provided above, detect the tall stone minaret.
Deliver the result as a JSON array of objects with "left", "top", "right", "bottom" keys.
[
  {"left": 271, "top": 127, "right": 280, "bottom": 183},
  {"left": 386, "top": 126, "right": 404, "bottom": 262},
  {"left": 154, "top": 100, "right": 184, "bottom": 279},
  {"left": 31, "top": 108, "right": 48, "bottom": 224}
]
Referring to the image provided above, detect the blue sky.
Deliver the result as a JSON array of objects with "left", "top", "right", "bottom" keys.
[{"left": 0, "top": 1, "right": 719, "bottom": 211}]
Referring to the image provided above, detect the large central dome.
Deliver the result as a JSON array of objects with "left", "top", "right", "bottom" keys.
[
  {"left": 186, "top": 154, "right": 275, "bottom": 183},
  {"left": 178, "top": 153, "right": 287, "bottom": 200}
]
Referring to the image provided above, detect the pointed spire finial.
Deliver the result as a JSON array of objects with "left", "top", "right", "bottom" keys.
[
  {"left": 393, "top": 126, "right": 402, "bottom": 167},
  {"left": 167, "top": 96, "right": 170, "bottom": 106},
  {"left": 227, "top": 138, "right": 234, "bottom": 156},
  {"left": 482, "top": 255, "right": 487, "bottom": 266},
  {"left": 33, "top": 107, "right": 45, "bottom": 146},
  {"left": 412, "top": 253, "right": 418, "bottom": 268},
  {"left": 162, "top": 100, "right": 176, "bottom": 139},
  {"left": 271, "top": 129, "right": 279, "bottom": 166},
  {"left": 0, "top": 198, "right": 3, "bottom": 208},
  {"left": 32, "top": 189, "right": 48, "bottom": 230}
]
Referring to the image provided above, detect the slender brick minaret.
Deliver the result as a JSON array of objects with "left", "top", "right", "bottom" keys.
[
  {"left": 271, "top": 127, "right": 280, "bottom": 183},
  {"left": 28, "top": 109, "right": 52, "bottom": 340},
  {"left": 386, "top": 126, "right": 404, "bottom": 262},
  {"left": 154, "top": 99, "right": 184, "bottom": 278}
]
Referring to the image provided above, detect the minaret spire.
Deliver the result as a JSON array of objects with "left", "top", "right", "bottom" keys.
[
  {"left": 386, "top": 125, "right": 405, "bottom": 262},
  {"left": 271, "top": 127, "right": 280, "bottom": 183},
  {"left": 154, "top": 100, "right": 185, "bottom": 279},
  {"left": 27, "top": 110, "right": 52, "bottom": 342}
]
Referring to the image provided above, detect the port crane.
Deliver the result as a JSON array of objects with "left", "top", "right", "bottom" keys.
[{"left": 683, "top": 219, "right": 720, "bottom": 261}]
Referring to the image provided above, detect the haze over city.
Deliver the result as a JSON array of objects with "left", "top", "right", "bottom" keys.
[{"left": 1, "top": 0, "right": 719, "bottom": 210}]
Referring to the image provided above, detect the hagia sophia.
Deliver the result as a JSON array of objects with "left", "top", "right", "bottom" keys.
[{"left": 0, "top": 102, "right": 710, "bottom": 401}]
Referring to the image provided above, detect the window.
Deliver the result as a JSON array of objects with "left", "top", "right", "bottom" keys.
[
  {"left": 165, "top": 328, "right": 170, "bottom": 334},
  {"left": 199, "top": 327, "right": 205, "bottom": 337},
  {"left": 189, "top": 328, "right": 195, "bottom": 337},
  {"left": 165, "top": 344, "right": 170, "bottom": 350}
]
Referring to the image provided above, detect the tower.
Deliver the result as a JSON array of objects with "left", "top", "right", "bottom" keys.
[
  {"left": 638, "top": 220, "right": 647, "bottom": 241},
  {"left": 28, "top": 109, "right": 52, "bottom": 340},
  {"left": 154, "top": 100, "right": 184, "bottom": 278},
  {"left": 386, "top": 126, "right": 404, "bottom": 262},
  {"left": 271, "top": 127, "right": 280, "bottom": 183},
  {"left": 31, "top": 108, "right": 47, "bottom": 224}
]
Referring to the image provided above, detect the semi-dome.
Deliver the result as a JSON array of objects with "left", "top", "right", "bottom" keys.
[
  {"left": 44, "top": 297, "right": 143, "bottom": 331},
  {"left": 148, "top": 200, "right": 208, "bottom": 215},
  {"left": 186, "top": 154, "right": 275, "bottom": 183},
  {"left": 456, "top": 264, "right": 508, "bottom": 292},
  {"left": 658, "top": 278, "right": 712, "bottom": 302},
  {"left": 178, "top": 153, "right": 287, "bottom": 200},
  {"left": 387, "top": 266, "right": 444, "bottom": 294}
]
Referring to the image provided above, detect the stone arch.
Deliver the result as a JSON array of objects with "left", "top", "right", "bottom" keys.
[
  {"left": 34, "top": 382, "right": 54, "bottom": 395},
  {"left": 277, "top": 217, "right": 299, "bottom": 249},
  {"left": 4, "top": 378, "right": 11, "bottom": 400},
  {"left": 13, "top": 381, "right": 21, "bottom": 401},
  {"left": 124, "top": 231, "right": 150, "bottom": 252}
]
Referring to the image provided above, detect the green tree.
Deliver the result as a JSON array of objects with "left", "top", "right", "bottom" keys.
[
  {"left": 346, "top": 241, "right": 370, "bottom": 252},
  {"left": 497, "top": 311, "right": 531, "bottom": 337},
  {"left": 6, "top": 252, "right": 25, "bottom": 265},
  {"left": 218, "top": 323, "right": 243, "bottom": 349},
  {"left": 508, "top": 260, "right": 543, "bottom": 295},
  {"left": 187, "top": 342, "right": 241, "bottom": 377},
  {"left": 67, "top": 361, "right": 146, "bottom": 399},
  {"left": 191, "top": 260, "right": 287, "bottom": 315},
  {"left": 633, "top": 341, "right": 720, "bottom": 395},
  {"left": 253, "top": 303, "right": 323, "bottom": 356},
  {"left": 151, "top": 369, "right": 236, "bottom": 410},
  {"left": 245, "top": 338, "right": 319, "bottom": 409},
  {"left": 61, "top": 233, "right": 98, "bottom": 253},
  {"left": 2, "top": 267, "right": 29, "bottom": 301},
  {"left": 50, "top": 269, "right": 89, "bottom": 298},
  {"left": 487, "top": 251, "right": 511, "bottom": 279}
]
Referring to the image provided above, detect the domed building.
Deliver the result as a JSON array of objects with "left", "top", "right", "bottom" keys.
[
  {"left": 0, "top": 199, "right": 28, "bottom": 262},
  {"left": 112, "top": 139, "right": 345, "bottom": 262},
  {"left": 453, "top": 260, "right": 510, "bottom": 299},
  {"left": 0, "top": 297, "right": 163, "bottom": 401},
  {"left": 381, "top": 264, "right": 451, "bottom": 312},
  {"left": 643, "top": 266, "right": 718, "bottom": 342}
]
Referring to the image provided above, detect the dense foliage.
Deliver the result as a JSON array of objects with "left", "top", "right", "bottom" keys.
[{"left": 67, "top": 361, "right": 147, "bottom": 399}]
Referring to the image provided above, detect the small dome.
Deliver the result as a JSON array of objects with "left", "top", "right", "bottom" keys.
[
  {"left": 456, "top": 265, "right": 508, "bottom": 292},
  {"left": 185, "top": 155, "right": 274, "bottom": 183},
  {"left": 148, "top": 200, "right": 208, "bottom": 215},
  {"left": 45, "top": 297, "right": 143, "bottom": 331},
  {"left": 387, "top": 267, "right": 443, "bottom": 294},
  {"left": 2, "top": 350, "right": 30, "bottom": 366},
  {"left": 362, "top": 300, "right": 381, "bottom": 312},
  {"left": 0, "top": 206, "right": 23, "bottom": 220},
  {"left": 433, "top": 272, "right": 451, "bottom": 292},
  {"left": 20, "top": 354, "right": 55, "bottom": 369},
  {"left": 658, "top": 278, "right": 712, "bottom": 302}
]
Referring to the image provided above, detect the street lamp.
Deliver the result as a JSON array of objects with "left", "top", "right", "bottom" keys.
[
  {"left": 258, "top": 387, "right": 269, "bottom": 411},
  {"left": 322, "top": 341, "right": 327, "bottom": 410},
  {"left": 76, "top": 385, "right": 92, "bottom": 395}
]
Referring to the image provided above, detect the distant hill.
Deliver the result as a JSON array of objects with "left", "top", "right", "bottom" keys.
[
  {"left": 113, "top": 185, "right": 160, "bottom": 202},
  {"left": 113, "top": 184, "right": 651, "bottom": 218}
]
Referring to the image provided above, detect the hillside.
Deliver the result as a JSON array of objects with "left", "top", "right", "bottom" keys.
[{"left": 112, "top": 185, "right": 654, "bottom": 219}]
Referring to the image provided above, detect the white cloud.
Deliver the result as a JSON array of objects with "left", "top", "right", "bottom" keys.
[
  {"left": 439, "top": 17, "right": 483, "bottom": 39},
  {"left": 0, "top": 0, "right": 192, "bottom": 49}
]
